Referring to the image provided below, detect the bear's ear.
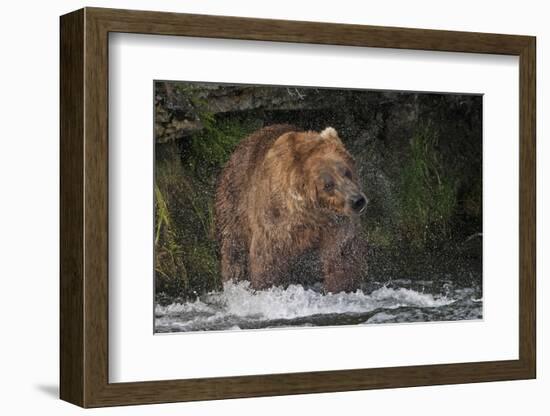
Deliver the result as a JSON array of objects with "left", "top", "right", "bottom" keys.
[{"left": 320, "top": 127, "right": 342, "bottom": 144}]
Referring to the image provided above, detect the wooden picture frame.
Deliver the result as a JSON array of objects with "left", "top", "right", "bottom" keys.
[{"left": 60, "top": 7, "right": 536, "bottom": 408}]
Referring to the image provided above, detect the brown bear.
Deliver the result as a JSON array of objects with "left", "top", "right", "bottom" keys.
[{"left": 215, "top": 124, "right": 367, "bottom": 293}]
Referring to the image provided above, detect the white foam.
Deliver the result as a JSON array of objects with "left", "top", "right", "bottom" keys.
[{"left": 155, "top": 281, "right": 456, "bottom": 331}]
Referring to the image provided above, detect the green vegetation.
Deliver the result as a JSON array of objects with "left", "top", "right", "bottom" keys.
[
  {"left": 186, "top": 117, "right": 259, "bottom": 172},
  {"left": 397, "top": 125, "right": 457, "bottom": 248},
  {"left": 154, "top": 91, "right": 259, "bottom": 298},
  {"left": 366, "top": 225, "right": 393, "bottom": 248}
]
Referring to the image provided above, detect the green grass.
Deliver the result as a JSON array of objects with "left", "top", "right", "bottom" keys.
[
  {"left": 397, "top": 125, "right": 457, "bottom": 248},
  {"left": 367, "top": 225, "right": 393, "bottom": 248},
  {"left": 154, "top": 179, "right": 189, "bottom": 295},
  {"left": 186, "top": 117, "right": 259, "bottom": 172},
  {"left": 154, "top": 91, "right": 259, "bottom": 298},
  {"left": 154, "top": 146, "right": 220, "bottom": 298}
]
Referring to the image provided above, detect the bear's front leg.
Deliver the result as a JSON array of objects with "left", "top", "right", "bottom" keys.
[
  {"left": 320, "top": 227, "right": 363, "bottom": 293},
  {"left": 220, "top": 237, "right": 248, "bottom": 283},
  {"left": 248, "top": 233, "right": 288, "bottom": 290}
]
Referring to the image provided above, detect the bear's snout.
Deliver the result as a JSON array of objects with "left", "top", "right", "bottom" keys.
[{"left": 350, "top": 194, "right": 368, "bottom": 214}]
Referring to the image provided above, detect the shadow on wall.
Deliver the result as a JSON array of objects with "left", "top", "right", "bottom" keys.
[{"left": 34, "top": 384, "right": 58, "bottom": 399}]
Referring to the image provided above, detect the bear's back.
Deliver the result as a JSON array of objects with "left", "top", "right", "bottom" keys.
[
  {"left": 215, "top": 124, "right": 298, "bottom": 238},
  {"left": 220, "top": 124, "right": 297, "bottom": 191},
  {"left": 239, "top": 124, "right": 297, "bottom": 174}
]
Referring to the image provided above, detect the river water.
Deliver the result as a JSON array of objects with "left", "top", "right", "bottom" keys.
[{"left": 154, "top": 277, "right": 482, "bottom": 333}]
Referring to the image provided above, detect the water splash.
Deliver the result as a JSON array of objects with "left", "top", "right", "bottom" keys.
[{"left": 154, "top": 280, "right": 480, "bottom": 333}]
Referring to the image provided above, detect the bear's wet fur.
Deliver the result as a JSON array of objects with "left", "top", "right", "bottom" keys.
[{"left": 215, "top": 124, "right": 367, "bottom": 293}]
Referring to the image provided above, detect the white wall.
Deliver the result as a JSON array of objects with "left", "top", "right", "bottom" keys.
[{"left": 0, "top": 0, "right": 546, "bottom": 414}]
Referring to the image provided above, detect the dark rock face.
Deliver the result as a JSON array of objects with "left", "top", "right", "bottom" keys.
[{"left": 155, "top": 83, "right": 333, "bottom": 143}]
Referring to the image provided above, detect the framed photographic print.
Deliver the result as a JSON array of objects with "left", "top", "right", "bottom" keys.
[{"left": 60, "top": 7, "right": 536, "bottom": 408}]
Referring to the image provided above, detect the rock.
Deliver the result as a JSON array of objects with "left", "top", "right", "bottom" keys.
[{"left": 155, "top": 82, "right": 336, "bottom": 143}]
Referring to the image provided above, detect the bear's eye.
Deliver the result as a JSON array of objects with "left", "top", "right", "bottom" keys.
[
  {"left": 344, "top": 169, "right": 352, "bottom": 179},
  {"left": 324, "top": 181, "right": 335, "bottom": 192}
]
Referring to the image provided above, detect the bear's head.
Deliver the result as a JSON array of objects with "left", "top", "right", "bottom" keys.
[{"left": 301, "top": 127, "right": 368, "bottom": 217}]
